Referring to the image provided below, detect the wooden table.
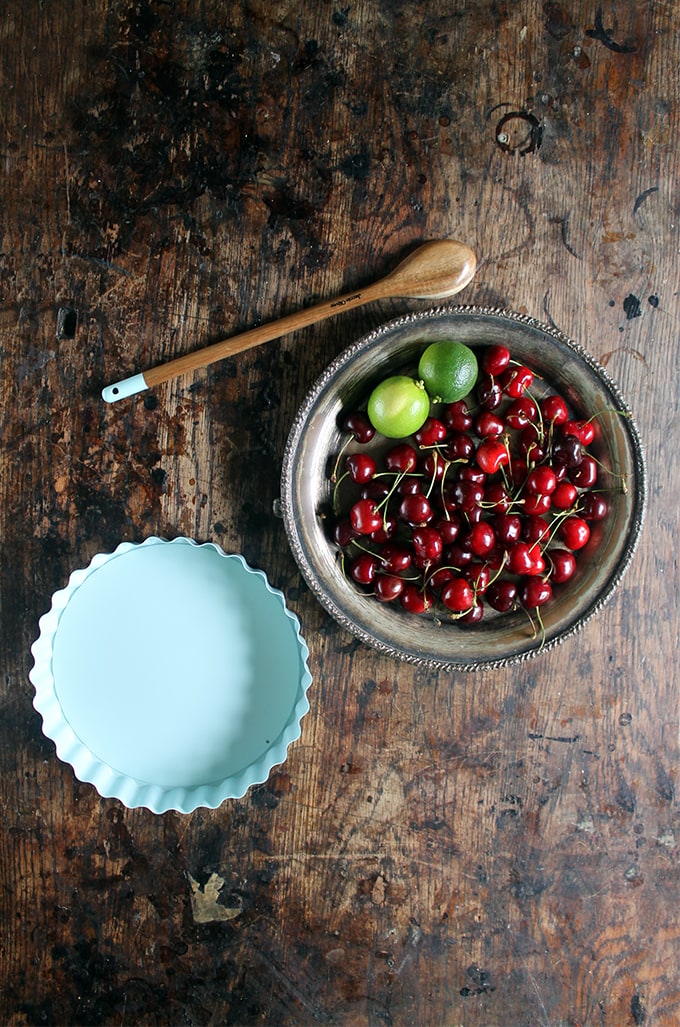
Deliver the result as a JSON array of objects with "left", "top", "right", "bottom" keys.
[{"left": 2, "top": 2, "right": 678, "bottom": 1024}]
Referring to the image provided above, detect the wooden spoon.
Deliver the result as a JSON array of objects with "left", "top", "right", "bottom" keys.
[{"left": 102, "top": 238, "right": 476, "bottom": 403}]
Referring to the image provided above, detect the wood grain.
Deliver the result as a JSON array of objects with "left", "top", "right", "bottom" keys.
[{"left": 1, "top": 1, "right": 679, "bottom": 1024}]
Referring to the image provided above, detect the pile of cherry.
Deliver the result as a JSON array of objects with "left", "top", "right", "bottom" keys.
[{"left": 327, "top": 344, "right": 614, "bottom": 625}]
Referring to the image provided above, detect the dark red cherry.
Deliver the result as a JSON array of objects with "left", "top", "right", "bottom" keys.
[
  {"left": 342, "top": 411, "right": 375, "bottom": 443},
  {"left": 346, "top": 453, "right": 377, "bottom": 484},
  {"left": 486, "top": 579, "right": 518, "bottom": 612},
  {"left": 476, "top": 373, "right": 504, "bottom": 410},
  {"left": 380, "top": 543, "right": 412, "bottom": 573},
  {"left": 580, "top": 492, "right": 609, "bottom": 521},
  {"left": 493, "top": 512, "right": 522, "bottom": 544},
  {"left": 398, "top": 493, "right": 433, "bottom": 526},
  {"left": 443, "top": 400, "right": 473, "bottom": 432},
  {"left": 333, "top": 517, "right": 359, "bottom": 546},
  {"left": 466, "top": 521, "right": 496, "bottom": 557},
  {"left": 445, "top": 433, "right": 475, "bottom": 461},
  {"left": 434, "top": 514, "right": 461, "bottom": 544}
]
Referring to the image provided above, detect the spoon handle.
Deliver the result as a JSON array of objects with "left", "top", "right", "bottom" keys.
[
  {"left": 102, "top": 239, "right": 475, "bottom": 403},
  {"left": 103, "top": 282, "right": 383, "bottom": 402}
]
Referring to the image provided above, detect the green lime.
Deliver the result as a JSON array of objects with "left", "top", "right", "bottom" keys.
[
  {"left": 417, "top": 340, "right": 478, "bottom": 403},
  {"left": 367, "top": 376, "right": 430, "bottom": 438}
]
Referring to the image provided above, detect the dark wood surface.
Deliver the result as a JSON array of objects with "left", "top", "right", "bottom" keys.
[{"left": 2, "top": 2, "right": 678, "bottom": 1024}]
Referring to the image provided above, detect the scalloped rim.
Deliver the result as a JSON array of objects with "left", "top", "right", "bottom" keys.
[
  {"left": 29, "top": 537, "right": 313, "bottom": 813},
  {"left": 281, "top": 304, "right": 647, "bottom": 671}
]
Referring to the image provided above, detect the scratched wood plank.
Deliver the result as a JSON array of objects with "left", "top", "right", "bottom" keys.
[{"left": 1, "top": 1, "right": 679, "bottom": 1025}]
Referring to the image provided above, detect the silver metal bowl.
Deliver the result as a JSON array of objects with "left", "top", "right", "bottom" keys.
[{"left": 281, "top": 306, "right": 646, "bottom": 671}]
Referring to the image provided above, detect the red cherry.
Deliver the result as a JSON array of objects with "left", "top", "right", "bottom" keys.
[
  {"left": 519, "top": 424, "right": 546, "bottom": 462},
  {"left": 385, "top": 443, "right": 418, "bottom": 473},
  {"left": 375, "top": 574, "right": 405, "bottom": 602},
  {"left": 506, "top": 395, "right": 538, "bottom": 430},
  {"left": 569, "top": 454, "right": 598, "bottom": 488},
  {"left": 398, "top": 476, "right": 422, "bottom": 496},
  {"left": 540, "top": 394, "right": 569, "bottom": 425},
  {"left": 415, "top": 417, "right": 447, "bottom": 447},
  {"left": 493, "top": 512, "right": 522, "bottom": 544},
  {"left": 559, "top": 516, "right": 591, "bottom": 550},
  {"left": 380, "top": 543, "right": 412, "bottom": 573},
  {"left": 522, "top": 492, "right": 552, "bottom": 516},
  {"left": 458, "top": 465, "right": 487, "bottom": 484},
  {"left": 522, "top": 515, "right": 551, "bottom": 546},
  {"left": 460, "top": 601, "right": 485, "bottom": 624},
  {"left": 445, "top": 543, "right": 475, "bottom": 568},
  {"left": 369, "top": 513, "right": 397, "bottom": 543},
  {"left": 481, "top": 344, "right": 511, "bottom": 376},
  {"left": 474, "top": 410, "right": 505, "bottom": 437},
  {"left": 434, "top": 514, "right": 461, "bottom": 544},
  {"left": 552, "top": 480, "right": 578, "bottom": 510},
  {"left": 422, "top": 451, "right": 448, "bottom": 482},
  {"left": 400, "top": 584, "right": 433, "bottom": 614},
  {"left": 428, "top": 566, "right": 455, "bottom": 590},
  {"left": 349, "top": 498, "right": 383, "bottom": 535},
  {"left": 563, "top": 418, "right": 595, "bottom": 445},
  {"left": 484, "top": 482, "right": 512, "bottom": 512},
  {"left": 465, "top": 562, "right": 491, "bottom": 594},
  {"left": 350, "top": 554, "right": 379, "bottom": 585},
  {"left": 412, "top": 527, "right": 444, "bottom": 563},
  {"left": 521, "top": 578, "right": 553, "bottom": 608},
  {"left": 346, "top": 453, "right": 377, "bottom": 484},
  {"left": 526, "top": 465, "right": 557, "bottom": 496},
  {"left": 507, "top": 541, "right": 543, "bottom": 575},
  {"left": 548, "top": 549, "right": 577, "bottom": 583},
  {"left": 476, "top": 438, "right": 509, "bottom": 475},
  {"left": 451, "top": 480, "right": 485, "bottom": 513},
  {"left": 501, "top": 364, "right": 534, "bottom": 397},
  {"left": 443, "top": 400, "right": 473, "bottom": 432},
  {"left": 398, "top": 493, "right": 433, "bottom": 526},
  {"left": 466, "top": 521, "right": 496, "bottom": 557},
  {"left": 441, "top": 577, "right": 475, "bottom": 612}
]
